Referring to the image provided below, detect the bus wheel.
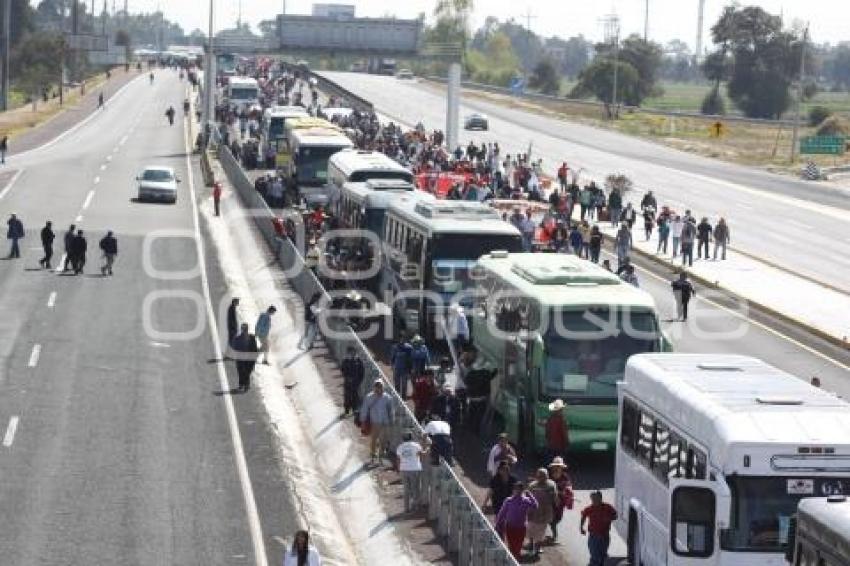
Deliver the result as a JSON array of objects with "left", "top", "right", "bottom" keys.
[{"left": 627, "top": 509, "right": 641, "bottom": 566}]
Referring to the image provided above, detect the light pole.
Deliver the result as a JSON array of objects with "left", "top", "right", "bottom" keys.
[
  {"left": 1, "top": 0, "right": 11, "bottom": 112},
  {"left": 602, "top": 13, "right": 621, "bottom": 119},
  {"left": 790, "top": 25, "right": 809, "bottom": 164},
  {"left": 644, "top": 0, "right": 649, "bottom": 41},
  {"left": 202, "top": 0, "right": 214, "bottom": 132}
]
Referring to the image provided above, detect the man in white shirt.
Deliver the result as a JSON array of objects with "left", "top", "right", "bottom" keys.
[{"left": 396, "top": 431, "right": 428, "bottom": 512}]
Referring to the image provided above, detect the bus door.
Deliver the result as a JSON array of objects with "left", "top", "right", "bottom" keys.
[
  {"left": 667, "top": 478, "right": 730, "bottom": 565},
  {"left": 500, "top": 338, "right": 523, "bottom": 443}
]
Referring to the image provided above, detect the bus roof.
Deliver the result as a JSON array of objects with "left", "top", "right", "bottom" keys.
[
  {"left": 290, "top": 128, "right": 353, "bottom": 148},
  {"left": 475, "top": 252, "right": 657, "bottom": 310},
  {"left": 228, "top": 77, "right": 258, "bottom": 87},
  {"left": 797, "top": 496, "right": 850, "bottom": 550},
  {"left": 264, "top": 106, "right": 308, "bottom": 119},
  {"left": 386, "top": 198, "right": 520, "bottom": 237},
  {"left": 342, "top": 181, "right": 426, "bottom": 206},
  {"left": 330, "top": 149, "right": 410, "bottom": 178},
  {"left": 284, "top": 117, "right": 339, "bottom": 133},
  {"left": 624, "top": 354, "right": 850, "bottom": 454}
]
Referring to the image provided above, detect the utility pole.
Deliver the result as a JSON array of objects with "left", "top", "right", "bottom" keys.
[
  {"left": 521, "top": 7, "right": 536, "bottom": 67},
  {"left": 1, "top": 0, "right": 11, "bottom": 112},
  {"left": 644, "top": 0, "right": 649, "bottom": 42},
  {"left": 602, "top": 13, "right": 620, "bottom": 119},
  {"left": 695, "top": 0, "right": 706, "bottom": 62},
  {"left": 202, "top": 0, "right": 215, "bottom": 134},
  {"left": 791, "top": 25, "right": 809, "bottom": 164}
]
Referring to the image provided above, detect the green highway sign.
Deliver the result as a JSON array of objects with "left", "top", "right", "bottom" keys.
[{"left": 800, "top": 135, "right": 846, "bottom": 155}]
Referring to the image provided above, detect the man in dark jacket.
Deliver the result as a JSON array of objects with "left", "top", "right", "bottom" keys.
[
  {"left": 232, "top": 323, "right": 258, "bottom": 392},
  {"left": 431, "top": 384, "right": 462, "bottom": 432},
  {"left": 70, "top": 229, "right": 87, "bottom": 274},
  {"left": 99, "top": 231, "right": 118, "bottom": 275},
  {"left": 671, "top": 272, "right": 697, "bottom": 321},
  {"left": 696, "top": 217, "right": 713, "bottom": 260},
  {"left": 340, "top": 346, "right": 365, "bottom": 416},
  {"left": 39, "top": 221, "right": 55, "bottom": 268},
  {"left": 6, "top": 213, "right": 24, "bottom": 258},
  {"left": 226, "top": 297, "right": 240, "bottom": 349},
  {"left": 63, "top": 224, "right": 76, "bottom": 272}
]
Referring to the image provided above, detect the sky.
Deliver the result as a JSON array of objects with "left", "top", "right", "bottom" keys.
[{"left": 122, "top": 0, "right": 850, "bottom": 47}]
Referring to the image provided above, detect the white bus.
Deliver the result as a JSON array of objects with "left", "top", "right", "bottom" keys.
[
  {"left": 786, "top": 496, "right": 850, "bottom": 565},
  {"left": 335, "top": 179, "right": 422, "bottom": 235},
  {"left": 225, "top": 77, "right": 259, "bottom": 111},
  {"left": 616, "top": 354, "right": 850, "bottom": 566},
  {"left": 260, "top": 106, "right": 308, "bottom": 163},
  {"left": 380, "top": 199, "right": 522, "bottom": 338},
  {"left": 285, "top": 127, "right": 353, "bottom": 207},
  {"left": 327, "top": 149, "right": 414, "bottom": 203}
]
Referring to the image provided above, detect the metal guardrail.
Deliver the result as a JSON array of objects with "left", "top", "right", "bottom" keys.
[
  {"left": 217, "top": 145, "right": 517, "bottom": 566},
  {"left": 425, "top": 75, "right": 806, "bottom": 127},
  {"left": 282, "top": 63, "right": 375, "bottom": 113}
]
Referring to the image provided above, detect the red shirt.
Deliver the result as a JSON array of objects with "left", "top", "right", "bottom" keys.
[
  {"left": 581, "top": 503, "right": 618, "bottom": 536},
  {"left": 545, "top": 412, "right": 569, "bottom": 452}
]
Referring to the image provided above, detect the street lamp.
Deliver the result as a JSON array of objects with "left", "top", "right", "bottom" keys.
[{"left": 202, "top": 0, "right": 214, "bottom": 131}]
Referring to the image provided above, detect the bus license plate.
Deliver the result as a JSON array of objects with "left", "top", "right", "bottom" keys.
[{"left": 591, "top": 442, "right": 609, "bottom": 451}]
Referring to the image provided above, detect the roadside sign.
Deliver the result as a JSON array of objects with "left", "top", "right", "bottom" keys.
[
  {"left": 710, "top": 121, "right": 725, "bottom": 137},
  {"left": 800, "top": 135, "right": 846, "bottom": 155},
  {"left": 64, "top": 33, "right": 108, "bottom": 52}
]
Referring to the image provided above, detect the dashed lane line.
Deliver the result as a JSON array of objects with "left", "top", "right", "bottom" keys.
[
  {"left": 27, "top": 344, "right": 41, "bottom": 368},
  {"left": 82, "top": 190, "right": 95, "bottom": 210},
  {"left": 47, "top": 292, "right": 57, "bottom": 308},
  {"left": 94, "top": 176, "right": 100, "bottom": 185},
  {"left": 2, "top": 416, "right": 19, "bottom": 447},
  {"left": 0, "top": 169, "right": 24, "bottom": 200}
]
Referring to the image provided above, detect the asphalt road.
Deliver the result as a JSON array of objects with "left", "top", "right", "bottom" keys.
[
  {"left": 322, "top": 72, "right": 850, "bottom": 292},
  {"left": 0, "top": 71, "right": 298, "bottom": 566}
]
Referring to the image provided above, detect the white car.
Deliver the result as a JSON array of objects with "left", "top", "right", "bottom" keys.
[
  {"left": 396, "top": 69, "right": 415, "bottom": 80},
  {"left": 464, "top": 113, "right": 489, "bottom": 131},
  {"left": 137, "top": 166, "right": 179, "bottom": 203}
]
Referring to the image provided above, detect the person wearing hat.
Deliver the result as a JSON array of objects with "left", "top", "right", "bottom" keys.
[
  {"left": 231, "top": 323, "right": 258, "bottom": 392},
  {"left": 548, "top": 456, "right": 574, "bottom": 543},
  {"left": 545, "top": 399, "right": 569, "bottom": 462}
]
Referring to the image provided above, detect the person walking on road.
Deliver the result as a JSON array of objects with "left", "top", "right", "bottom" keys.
[
  {"left": 607, "top": 188, "right": 622, "bottom": 228},
  {"left": 232, "top": 323, "right": 258, "bottom": 392},
  {"left": 226, "top": 297, "right": 240, "bottom": 350},
  {"left": 341, "top": 346, "right": 364, "bottom": 417},
  {"left": 396, "top": 430, "right": 427, "bottom": 513},
  {"left": 483, "top": 460, "right": 518, "bottom": 515},
  {"left": 0, "top": 135, "right": 8, "bottom": 164},
  {"left": 359, "top": 379, "right": 393, "bottom": 465},
  {"left": 581, "top": 490, "right": 618, "bottom": 566},
  {"left": 39, "top": 221, "right": 55, "bottom": 268},
  {"left": 486, "top": 433, "right": 519, "bottom": 477},
  {"left": 495, "top": 482, "right": 539, "bottom": 560},
  {"left": 6, "top": 213, "right": 24, "bottom": 258},
  {"left": 254, "top": 305, "right": 276, "bottom": 365},
  {"left": 390, "top": 334, "right": 413, "bottom": 399},
  {"left": 670, "top": 215, "right": 683, "bottom": 258},
  {"left": 527, "top": 468, "right": 557, "bottom": 558},
  {"left": 671, "top": 272, "right": 697, "bottom": 321},
  {"left": 713, "top": 217, "right": 730, "bottom": 260},
  {"left": 298, "top": 292, "right": 322, "bottom": 351},
  {"left": 282, "top": 530, "right": 321, "bottom": 566},
  {"left": 212, "top": 182, "right": 222, "bottom": 217},
  {"left": 697, "top": 217, "right": 713, "bottom": 260},
  {"left": 62, "top": 224, "right": 76, "bottom": 271},
  {"left": 545, "top": 399, "right": 569, "bottom": 462},
  {"left": 588, "top": 226, "right": 603, "bottom": 263},
  {"left": 99, "top": 230, "right": 118, "bottom": 275},
  {"left": 615, "top": 224, "right": 632, "bottom": 270},
  {"left": 548, "top": 457, "right": 574, "bottom": 543},
  {"left": 679, "top": 218, "right": 696, "bottom": 267},
  {"left": 657, "top": 215, "right": 670, "bottom": 254},
  {"left": 70, "top": 229, "right": 87, "bottom": 274}
]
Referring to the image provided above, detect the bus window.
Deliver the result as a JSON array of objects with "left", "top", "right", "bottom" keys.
[
  {"left": 653, "top": 421, "right": 670, "bottom": 482},
  {"left": 620, "top": 399, "right": 640, "bottom": 455},
  {"left": 671, "top": 486, "right": 716, "bottom": 557},
  {"left": 637, "top": 412, "right": 655, "bottom": 465},
  {"left": 667, "top": 433, "right": 687, "bottom": 481}
]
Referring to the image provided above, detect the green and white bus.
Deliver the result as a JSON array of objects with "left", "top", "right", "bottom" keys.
[{"left": 471, "top": 252, "right": 667, "bottom": 454}]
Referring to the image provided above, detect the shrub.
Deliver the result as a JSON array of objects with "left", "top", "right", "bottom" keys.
[
  {"left": 700, "top": 86, "right": 726, "bottom": 115},
  {"left": 808, "top": 106, "right": 833, "bottom": 127},
  {"left": 816, "top": 115, "right": 850, "bottom": 136}
]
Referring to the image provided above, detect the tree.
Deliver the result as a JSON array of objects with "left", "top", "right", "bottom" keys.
[
  {"left": 10, "top": 31, "right": 63, "bottom": 104},
  {"left": 570, "top": 59, "right": 641, "bottom": 114},
  {"left": 700, "top": 85, "right": 726, "bottom": 115},
  {"left": 258, "top": 19, "right": 278, "bottom": 39},
  {"left": 704, "top": 6, "right": 805, "bottom": 119},
  {"left": 466, "top": 30, "right": 521, "bottom": 86},
  {"left": 529, "top": 58, "right": 560, "bottom": 95},
  {"left": 823, "top": 43, "right": 850, "bottom": 90}
]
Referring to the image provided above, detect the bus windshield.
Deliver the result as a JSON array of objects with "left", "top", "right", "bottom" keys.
[
  {"left": 229, "top": 87, "right": 257, "bottom": 101},
  {"left": 430, "top": 233, "right": 523, "bottom": 261},
  {"left": 723, "top": 476, "right": 850, "bottom": 553},
  {"left": 350, "top": 170, "right": 414, "bottom": 183},
  {"left": 296, "top": 146, "right": 347, "bottom": 185},
  {"left": 542, "top": 309, "right": 660, "bottom": 402},
  {"left": 268, "top": 118, "right": 285, "bottom": 140}
]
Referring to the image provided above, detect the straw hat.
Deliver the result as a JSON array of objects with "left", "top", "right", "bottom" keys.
[
  {"left": 548, "top": 399, "right": 565, "bottom": 412},
  {"left": 548, "top": 456, "right": 568, "bottom": 469}
]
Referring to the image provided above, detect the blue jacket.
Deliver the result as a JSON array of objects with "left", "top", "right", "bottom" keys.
[
  {"left": 410, "top": 344, "right": 431, "bottom": 374},
  {"left": 7, "top": 218, "right": 23, "bottom": 239},
  {"left": 391, "top": 341, "right": 412, "bottom": 373}
]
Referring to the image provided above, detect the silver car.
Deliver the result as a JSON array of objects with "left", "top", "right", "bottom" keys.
[
  {"left": 137, "top": 166, "right": 179, "bottom": 203},
  {"left": 464, "top": 113, "right": 489, "bottom": 131}
]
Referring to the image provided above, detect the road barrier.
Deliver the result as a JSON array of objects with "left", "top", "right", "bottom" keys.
[
  {"left": 282, "top": 63, "right": 374, "bottom": 114},
  {"left": 218, "top": 145, "right": 517, "bottom": 566}
]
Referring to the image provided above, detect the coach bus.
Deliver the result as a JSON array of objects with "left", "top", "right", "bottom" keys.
[
  {"left": 786, "top": 496, "right": 850, "bottom": 566},
  {"left": 327, "top": 149, "right": 414, "bottom": 207},
  {"left": 471, "top": 252, "right": 665, "bottom": 454},
  {"left": 260, "top": 106, "right": 308, "bottom": 165},
  {"left": 335, "top": 179, "right": 421, "bottom": 234},
  {"left": 380, "top": 199, "right": 522, "bottom": 339},
  {"left": 283, "top": 127, "right": 352, "bottom": 207},
  {"left": 225, "top": 76, "right": 259, "bottom": 112},
  {"left": 615, "top": 354, "right": 850, "bottom": 566}
]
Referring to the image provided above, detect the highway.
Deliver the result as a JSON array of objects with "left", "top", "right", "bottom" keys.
[
  {"left": 322, "top": 71, "right": 850, "bottom": 292},
  {"left": 0, "top": 72, "right": 298, "bottom": 565}
]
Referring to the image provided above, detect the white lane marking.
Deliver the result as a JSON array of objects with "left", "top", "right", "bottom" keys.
[
  {"left": 47, "top": 292, "right": 57, "bottom": 308},
  {"left": 0, "top": 169, "right": 24, "bottom": 200},
  {"left": 55, "top": 254, "right": 66, "bottom": 273},
  {"left": 28, "top": 344, "right": 41, "bottom": 368},
  {"left": 106, "top": 155, "right": 112, "bottom": 162},
  {"left": 2, "top": 416, "right": 19, "bottom": 447},
  {"left": 100, "top": 164, "right": 107, "bottom": 171},
  {"left": 119, "top": 135, "right": 128, "bottom": 146},
  {"left": 82, "top": 190, "right": 95, "bottom": 210},
  {"left": 74, "top": 215, "right": 83, "bottom": 223},
  {"left": 94, "top": 176, "right": 100, "bottom": 184},
  {"left": 788, "top": 219, "right": 813, "bottom": 231},
  {"left": 10, "top": 74, "right": 146, "bottom": 160},
  {"left": 183, "top": 117, "right": 269, "bottom": 566},
  {"left": 612, "top": 251, "right": 850, "bottom": 372}
]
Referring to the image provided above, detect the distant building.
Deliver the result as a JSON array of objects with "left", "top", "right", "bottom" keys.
[{"left": 312, "top": 4, "right": 356, "bottom": 19}]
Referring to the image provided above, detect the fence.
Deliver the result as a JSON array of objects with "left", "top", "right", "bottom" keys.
[{"left": 217, "top": 145, "right": 517, "bottom": 566}]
